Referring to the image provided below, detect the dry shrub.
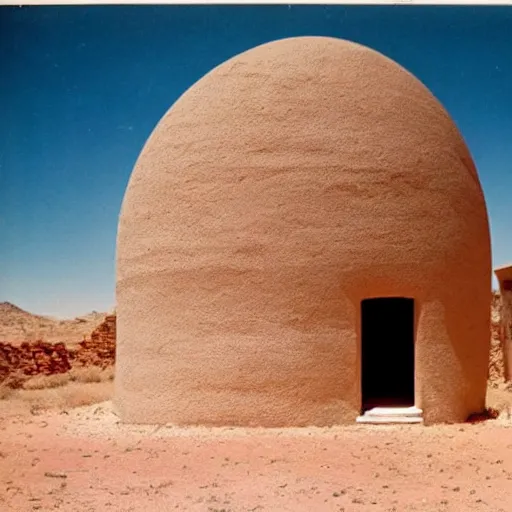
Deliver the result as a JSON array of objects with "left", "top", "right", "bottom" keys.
[
  {"left": 69, "top": 366, "right": 102, "bottom": 383},
  {"left": 0, "top": 364, "right": 115, "bottom": 409},
  {"left": 0, "top": 381, "right": 114, "bottom": 416},
  {"left": 22, "top": 372, "right": 70, "bottom": 390},
  {"left": 58, "top": 382, "right": 113, "bottom": 408},
  {"left": 0, "top": 371, "right": 28, "bottom": 398},
  {"left": 0, "top": 366, "right": 114, "bottom": 418},
  {"left": 102, "top": 365, "right": 115, "bottom": 381},
  {"left": 69, "top": 365, "right": 114, "bottom": 383},
  {"left": 0, "top": 381, "right": 14, "bottom": 400}
]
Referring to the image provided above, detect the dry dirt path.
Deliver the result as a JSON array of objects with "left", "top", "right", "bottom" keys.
[{"left": 1, "top": 402, "right": 512, "bottom": 512}]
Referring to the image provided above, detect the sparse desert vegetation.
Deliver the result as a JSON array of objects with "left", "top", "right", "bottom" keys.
[
  {"left": 22, "top": 372, "right": 72, "bottom": 390},
  {"left": 0, "top": 306, "right": 116, "bottom": 418},
  {"left": 16, "top": 365, "right": 114, "bottom": 390},
  {"left": 1, "top": 380, "right": 114, "bottom": 417},
  {"left": 0, "top": 308, "right": 116, "bottom": 419},
  {"left": 0, "top": 365, "right": 115, "bottom": 418}
]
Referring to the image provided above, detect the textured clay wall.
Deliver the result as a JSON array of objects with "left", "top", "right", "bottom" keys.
[{"left": 116, "top": 36, "right": 491, "bottom": 426}]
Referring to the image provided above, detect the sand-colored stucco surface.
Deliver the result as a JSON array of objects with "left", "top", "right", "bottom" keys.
[{"left": 116, "top": 36, "right": 491, "bottom": 426}]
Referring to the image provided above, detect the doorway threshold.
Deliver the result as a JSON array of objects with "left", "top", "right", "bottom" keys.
[{"left": 356, "top": 406, "right": 423, "bottom": 424}]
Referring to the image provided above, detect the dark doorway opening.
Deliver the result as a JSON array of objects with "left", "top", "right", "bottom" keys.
[{"left": 361, "top": 297, "right": 415, "bottom": 413}]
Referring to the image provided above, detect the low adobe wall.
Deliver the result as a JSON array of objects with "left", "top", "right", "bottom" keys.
[
  {"left": 0, "top": 315, "right": 116, "bottom": 382},
  {"left": 0, "top": 341, "right": 71, "bottom": 380},
  {"left": 71, "top": 314, "right": 116, "bottom": 368}
]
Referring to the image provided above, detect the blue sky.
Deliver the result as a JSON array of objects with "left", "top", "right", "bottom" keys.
[{"left": 0, "top": 5, "right": 511, "bottom": 318}]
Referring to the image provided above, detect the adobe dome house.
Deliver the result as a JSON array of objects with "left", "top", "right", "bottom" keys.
[{"left": 115, "top": 36, "right": 492, "bottom": 427}]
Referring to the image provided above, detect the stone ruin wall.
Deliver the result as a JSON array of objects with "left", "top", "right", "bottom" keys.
[
  {"left": 0, "top": 315, "right": 116, "bottom": 383},
  {"left": 489, "top": 292, "right": 506, "bottom": 386},
  {"left": 0, "top": 302, "right": 510, "bottom": 386},
  {"left": 72, "top": 314, "right": 116, "bottom": 368},
  {"left": 499, "top": 285, "right": 512, "bottom": 382}
]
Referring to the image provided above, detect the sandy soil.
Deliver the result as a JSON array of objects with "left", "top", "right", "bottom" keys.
[{"left": 1, "top": 402, "right": 511, "bottom": 512}]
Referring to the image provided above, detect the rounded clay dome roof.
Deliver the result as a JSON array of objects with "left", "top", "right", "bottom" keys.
[{"left": 119, "top": 36, "right": 488, "bottom": 293}]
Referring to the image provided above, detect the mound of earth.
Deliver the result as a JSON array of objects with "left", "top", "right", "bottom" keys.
[{"left": 0, "top": 302, "right": 108, "bottom": 345}]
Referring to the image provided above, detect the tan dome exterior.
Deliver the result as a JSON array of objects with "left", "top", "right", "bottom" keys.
[{"left": 115, "top": 36, "right": 491, "bottom": 426}]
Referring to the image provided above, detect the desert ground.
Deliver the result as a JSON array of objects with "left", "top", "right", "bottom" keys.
[
  {"left": 1, "top": 301, "right": 512, "bottom": 511},
  {"left": 0, "top": 384, "right": 511, "bottom": 512}
]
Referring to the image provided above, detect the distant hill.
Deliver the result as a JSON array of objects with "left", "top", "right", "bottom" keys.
[{"left": 0, "top": 302, "right": 107, "bottom": 345}]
